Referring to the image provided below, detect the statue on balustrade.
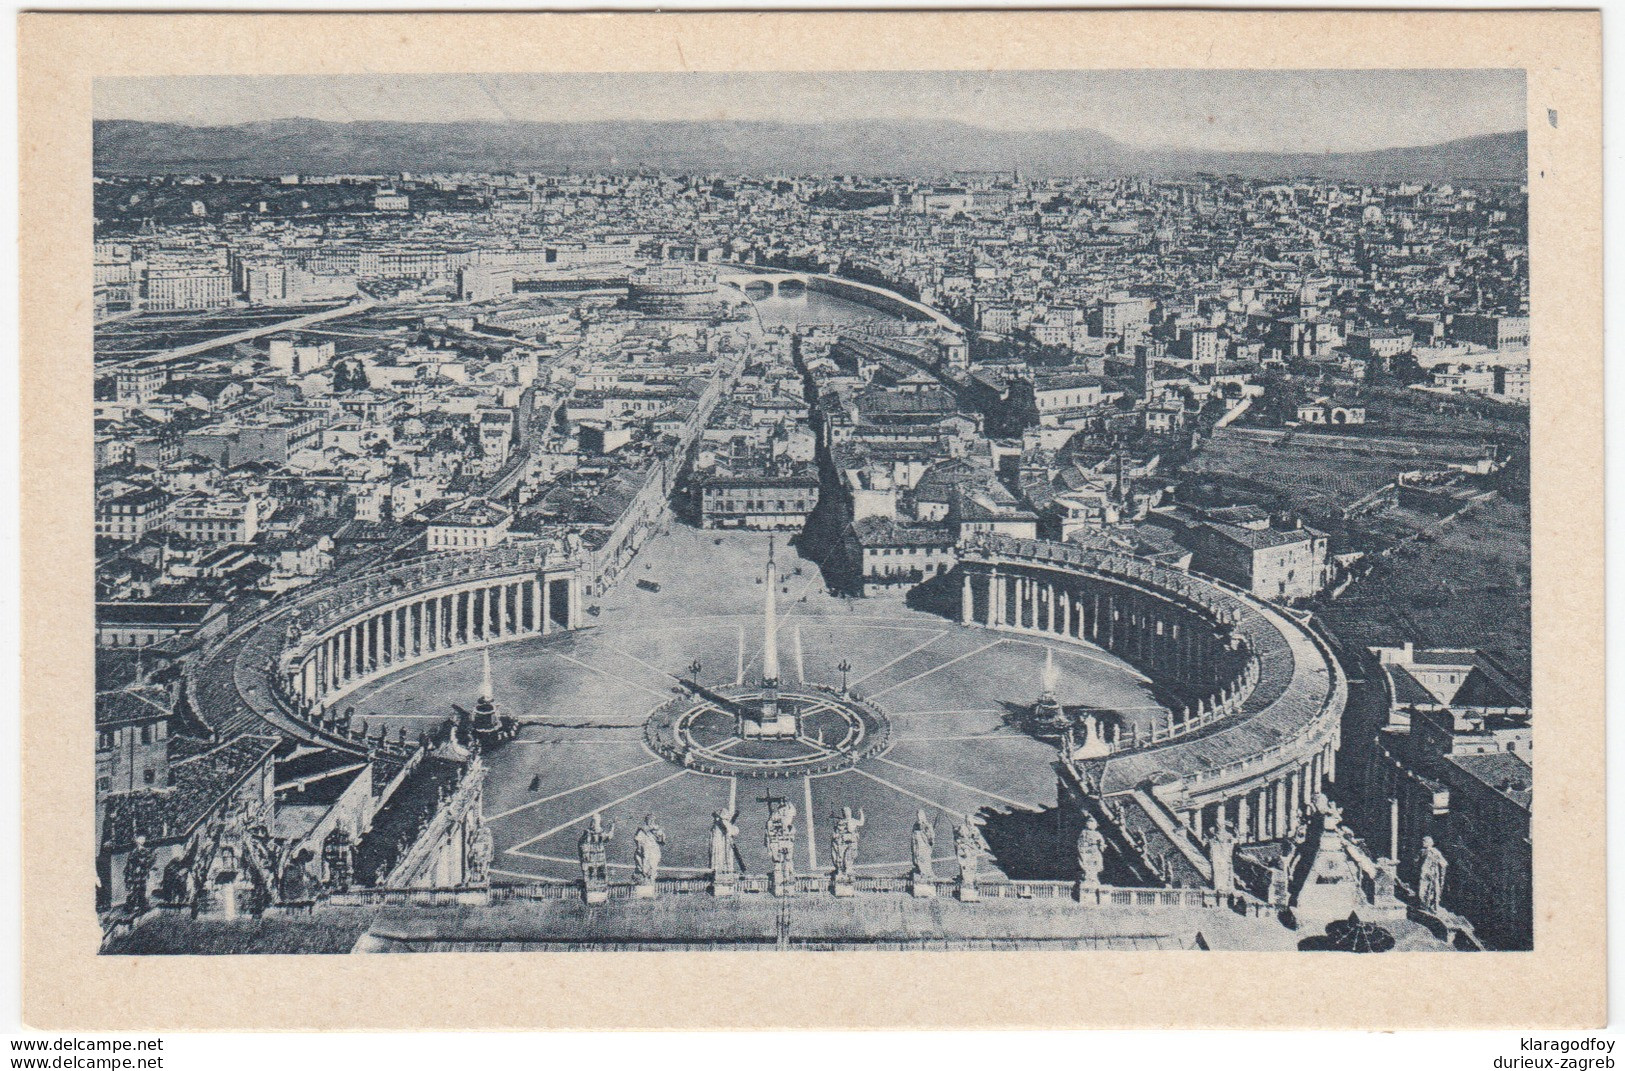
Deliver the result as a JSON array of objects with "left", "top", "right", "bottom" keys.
[
  {"left": 322, "top": 826, "right": 355, "bottom": 893},
  {"left": 159, "top": 854, "right": 196, "bottom": 908},
  {"left": 954, "top": 817, "right": 987, "bottom": 900},
  {"left": 123, "top": 836, "right": 156, "bottom": 914},
  {"left": 1280, "top": 827, "right": 1305, "bottom": 897},
  {"left": 1075, "top": 713, "right": 1112, "bottom": 759},
  {"left": 1208, "top": 819, "right": 1237, "bottom": 895},
  {"left": 1417, "top": 836, "right": 1448, "bottom": 914},
  {"left": 765, "top": 799, "right": 798, "bottom": 895},
  {"left": 710, "top": 807, "right": 741, "bottom": 881},
  {"left": 277, "top": 848, "right": 318, "bottom": 907},
  {"left": 830, "top": 807, "right": 866, "bottom": 887},
  {"left": 578, "top": 813, "right": 615, "bottom": 901},
  {"left": 1268, "top": 854, "right": 1292, "bottom": 909},
  {"left": 1075, "top": 817, "right": 1107, "bottom": 887},
  {"left": 633, "top": 814, "right": 665, "bottom": 889},
  {"left": 911, "top": 810, "right": 937, "bottom": 881},
  {"left": 1316, "top": 792, "right": 1345, "bottom": 831},
  {"left": 466, "top": 820, "right": 495, "bottom": 888}
]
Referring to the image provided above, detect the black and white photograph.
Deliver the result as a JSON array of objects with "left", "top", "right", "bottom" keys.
[{"left": 84, "top": 65, "right": 1538, "bottom": 958}]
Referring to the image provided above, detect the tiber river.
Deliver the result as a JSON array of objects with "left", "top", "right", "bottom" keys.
[{"left": 743, "top": 287, "right": 900, "bottom": 329}]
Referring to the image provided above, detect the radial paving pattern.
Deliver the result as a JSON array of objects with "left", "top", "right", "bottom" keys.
[{"left": 340, "top": 527, "right": 1163, "bottom": 886}]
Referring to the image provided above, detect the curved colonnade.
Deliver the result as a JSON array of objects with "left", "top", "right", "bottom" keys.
[
  {"left": 187, "top": 540, "right": 586, "bottom": 755},
  {"left": 957, "top": 535, "right": 1346, "bottom": 849}
]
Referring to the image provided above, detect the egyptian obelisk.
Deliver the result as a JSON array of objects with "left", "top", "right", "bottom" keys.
[
  {"left": 763, "top": 536, "right": 780, "bottom": 693},
  {"left": 747, "top": 536, "right": 797, "bottom": 737}
]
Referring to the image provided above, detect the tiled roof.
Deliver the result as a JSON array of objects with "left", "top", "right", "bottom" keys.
[
  {"left": 851, "top": 516, "right": 956, "bottom": 548},
  {"left": 1446, "top": 751, "right": 1532, "bottom": 809},
  {"left": 96, "top": 601, "right": 220, "bottom": 628},
  {"left": 101, "top": 734, "right": 279, "bottom": 851},
  {"left": 96, "top": 685, "right": 175, "bottom": 729}
]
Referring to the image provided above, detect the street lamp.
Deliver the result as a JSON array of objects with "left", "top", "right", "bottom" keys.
[
  {"left": 689, "top": 659, "right": 703, "bottom": 685},
  {"left": 837, "top": 659, "right": 852, "bottom": 695}
]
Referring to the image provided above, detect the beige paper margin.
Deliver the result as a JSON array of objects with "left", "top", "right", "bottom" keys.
[{"left": 18, "top": 10, "right": 1603, "bottom": 1031}]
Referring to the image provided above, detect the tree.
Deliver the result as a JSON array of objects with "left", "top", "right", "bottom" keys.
[{"left": 1385, "top": 353, "right": 1429, "bottom": 387}]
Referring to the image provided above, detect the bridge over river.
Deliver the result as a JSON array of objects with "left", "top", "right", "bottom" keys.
[{"left": 717, "top": 265, "right": 961, "bottom": 331}]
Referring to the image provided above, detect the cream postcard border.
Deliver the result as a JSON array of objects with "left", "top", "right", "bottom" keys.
[{"left": 18, "top": 10, "right": 1604, "bottom": 1030}]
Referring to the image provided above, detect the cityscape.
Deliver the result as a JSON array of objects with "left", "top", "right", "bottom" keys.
[{"left": 91, "top": 70, "right": 1531, "bottom": 954}]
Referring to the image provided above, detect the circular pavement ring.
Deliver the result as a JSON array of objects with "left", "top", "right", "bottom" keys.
[{"left": 643, "top": 684, "right": 892, "bottom": 779}]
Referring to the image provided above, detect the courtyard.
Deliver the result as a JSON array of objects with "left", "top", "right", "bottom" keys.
[{"left": 341, "top": 526, "right": 1163, "bottom": 887}]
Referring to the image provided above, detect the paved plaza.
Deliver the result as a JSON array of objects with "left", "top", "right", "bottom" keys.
[{"left": 343, "top": 526, "right": 1163, "bottom": 886}]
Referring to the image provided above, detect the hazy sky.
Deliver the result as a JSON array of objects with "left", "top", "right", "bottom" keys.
[{"left": 95, "top": 69, "right": 1525, "bottom": 154}]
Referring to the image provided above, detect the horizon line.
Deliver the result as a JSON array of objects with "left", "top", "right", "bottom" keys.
[{"left": 93, "top": 115, "right": 1529, "bottom": 158}]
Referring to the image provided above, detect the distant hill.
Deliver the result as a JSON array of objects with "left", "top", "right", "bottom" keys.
[
  {"left": 92, "top": 118, "right": 1526, "bottom": 182},
  {"left": 1137, "top": 131, "right": 1528, "bottom": 183}
]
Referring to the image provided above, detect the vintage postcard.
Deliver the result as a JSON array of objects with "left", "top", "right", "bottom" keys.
[{"left": 18, "top": 10, "right": 1603, "bottom": 1030}]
